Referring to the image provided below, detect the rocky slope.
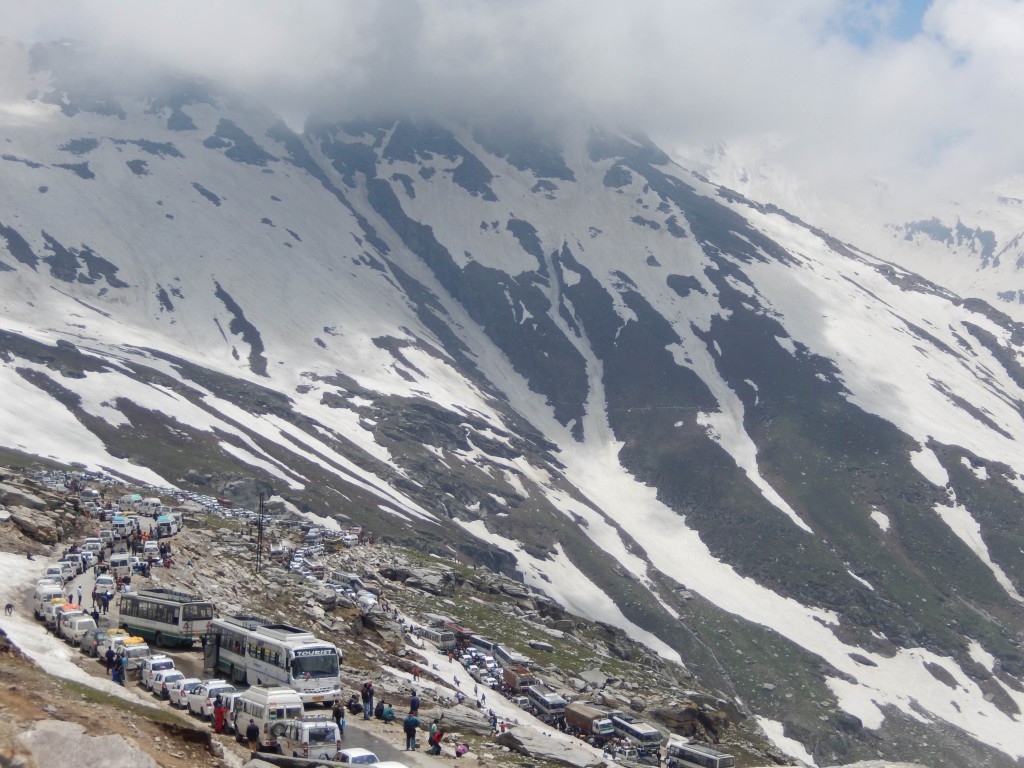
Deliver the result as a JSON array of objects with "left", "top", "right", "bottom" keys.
[{"left": 1, "top": 40, "right": 1024, "bottom": 767}]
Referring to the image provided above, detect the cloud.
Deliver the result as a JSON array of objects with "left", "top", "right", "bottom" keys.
[{"left": 3, "top": 1, "right": 1024, "bottom": 224}]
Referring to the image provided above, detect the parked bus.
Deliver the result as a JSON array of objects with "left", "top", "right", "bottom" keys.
[
  {"left": 207, "top": 614, "right": 274, "bottom": 683},
  {"left": 665, "top": 742, "right": 735, "bottom": 768},
  {"left": 611, "top": 715, "right": 662, "bottom": 755},
  {"left": 206, "top": 616, "right": 342, "bottom": 705},
  {"left": 414, "top": 626, "right": 456, "bottom": 651},
  {"left": 525, "top": 685, "right": 567, "bottom": 723},
  {"left": 468, "top": 634, "right": 498, "bottom": 653},
  {"left": 493, "top": 644, "right": 534, "bottom": 668},
  {"left": 118, "top": 588, "right": 215, "bottom": 647}
]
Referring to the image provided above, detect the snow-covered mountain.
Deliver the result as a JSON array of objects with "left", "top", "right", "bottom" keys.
[{"left": 3, "top": 40, "right": 1024, "bottom": 767}]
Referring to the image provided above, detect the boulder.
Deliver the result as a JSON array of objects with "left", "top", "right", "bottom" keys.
[
  {"left": 418, "top": 705, "right": 495, "bottom": 735},
  {"left": 18, "top": 720, "right": 159, "bottom": 768},
  {"left": 403, "top": 567, "right": 456, "bottom": 596},
  {"left": 362, "top": 612, "right": 405, "bottom": 650},
  {"left": 495, "top": 727, "right": 603, "bottom": 768},
  {"left": 579, "top": 668, "right": 609, "bottom": 688},
  {"left": 0, "top": 482, "right": 48, "bottom": 510},
  {"left": 9, "top": 506, "right": 62, "bottom": 544}
]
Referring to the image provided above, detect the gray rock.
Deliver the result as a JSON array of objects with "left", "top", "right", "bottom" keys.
[
  {"left": 579, "top": 668, "right": 609, "bottom": 688},
  {"left": 18, "top": 720, "right": 159, "bottom": 768},
  {"left": 0, "top": 482, "right": 48, "bottom": 510},
  {"left": 419, "top": 705, "right": 494, "bottom": 735},
  {"left": 495, "top": 728, "right": 603, "bottom": 768}
]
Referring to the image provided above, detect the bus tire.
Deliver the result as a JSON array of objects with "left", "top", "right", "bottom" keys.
[{"left": 154, "top": 631, "right": 163, "bottom": 647}]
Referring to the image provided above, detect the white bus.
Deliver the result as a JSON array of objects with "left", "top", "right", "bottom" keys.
[
  {"left": 525, "top": 685, "right": 567, "bottom": 723},
  {"left": 493, "top": 644, "right": 534, "bottom": 668},
  {"left": 118, "top": 588, "right": 216, "bottom": 648},
  {"left": 207, "top": 616, "right": 342, "bottom": 705},
  {"left": 611, "top": 715, "right": 662, "bottom": 754},
  {"left": 666, "top": 742, "right": 734, "bottom": 768},
  {"left": 469, "top": 634, "right": 498, "bottom": 653},
  {"left": 414, "top": 626, "right": 456, "bottom": 651}
]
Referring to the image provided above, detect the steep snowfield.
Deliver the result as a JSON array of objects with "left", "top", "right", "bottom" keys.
[{"left": 2, "top": 45, "right": 1024, "bottom": 766}]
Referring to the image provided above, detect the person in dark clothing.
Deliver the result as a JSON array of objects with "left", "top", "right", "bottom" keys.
[
  {"left": 245, "top": 719, "right": 260, "bottom": 752},
  {"left": 410, "top": 691, "right": 420, "bottom": 715},
  {"left": 374, "top": 699, "right": 385, "bottom": 720},
  {"left": 332, "top": 701, "right": 345, "bottom": 730},
  {"left": 105, "top": 647, "right": 115, "bottom": 672},
  {"left": 403, "top": 712, "right": 420, "bottom": 750},
  {"left": 361, "top": 681, "right": 374, "bottom": 720}
]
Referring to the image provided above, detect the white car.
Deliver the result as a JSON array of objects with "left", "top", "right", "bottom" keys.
[
  {"left": 140, "top": 655, "right": 175, "bottom": 690},
  {"left": 168, "top": 677, "right": 202, "bottom": 709},
  {"left": 187, "top": 680, "right": 237, "bottom": 718},
  {"left": 337, "top": 748, "right": 379, "bottom": 765},
  {"left": 151, "top": 670, "right": 186, "bottom": 700}
]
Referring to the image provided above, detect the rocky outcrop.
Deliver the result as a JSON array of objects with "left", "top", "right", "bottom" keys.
[
  {"left": 418, "top": 705, "right": 494, "bottom": 735},
  {"left": 0, "top": 481, "right": 49, "bottom": 510},
  {"left": 8, "top": 505, "right": 64, "bottom": 544},
  {"left": 17, "top": 720, "right": 159, "bottom": 768},
  {"left": 495, "top": 727, "right": 603, "bottom": 768}
]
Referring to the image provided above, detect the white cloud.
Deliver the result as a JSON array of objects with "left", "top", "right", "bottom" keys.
[{"left": 3, "top": 1, "right": 1023, "bottom": 220}]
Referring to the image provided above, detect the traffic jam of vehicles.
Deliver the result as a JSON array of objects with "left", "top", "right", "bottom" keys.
[{"left": 29, "top": 473, "right": 734, "bottom": 766}]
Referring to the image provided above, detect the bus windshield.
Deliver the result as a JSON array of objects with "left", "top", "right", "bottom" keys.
[{"left": 291, "top": 649, "right": 339, "bottom": 678}]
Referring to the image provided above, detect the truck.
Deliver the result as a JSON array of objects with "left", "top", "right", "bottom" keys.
[
  {"left": 565, "top": 702, "right": 615, "bottom": 743},
  {"left": 502, "top": 664, "right": 538, "bottom": 694}
]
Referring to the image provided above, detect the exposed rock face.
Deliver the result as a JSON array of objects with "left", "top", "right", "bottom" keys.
[
  {"left": 495, "top": 727, "right": 604, "bottom": 768},
  {"left": 8, "top": 506, "right": 63, "bottom": 544},
  {"left": 362, "top": 612, "right": 405, "bottom": 651},
  {"left": 418, "top": 705, "right": 495, "bottom": 735},
  {"left": 0, "top": 482, "right": 49, "bottom": 510},
  {"left": 17, "top": 720, "right": 159, "bottom": 768}
]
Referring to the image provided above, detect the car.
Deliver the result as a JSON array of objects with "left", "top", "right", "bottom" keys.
[
  {"left": 275, "top": 718, "right": 343, "bottom": 760},
  {"left": 140, "top": 655, "right": 175, "bottom": 690},
  {"left": 187, "top": 680, "right": 237, "bottom": 718},
  {"left": 79, "top": 627, "right": 110, "bottom": 657},
  {"left": 168, "top": 677, "right": 203, "bottom": 709},
  {"left": 93, "top": 575, "right": 116, "bottom": 594},
  {"left": 211, "top": 690, "right": 243, "bottom": 732},
  {"left": 337, "top": 748, "right": 379, "bottom": 765},
  {"left": 152, "top": 670, "right": 186, "bottom": 700},
  {"left": 95, "top": 628, "right": 131, "bottom": 659}
]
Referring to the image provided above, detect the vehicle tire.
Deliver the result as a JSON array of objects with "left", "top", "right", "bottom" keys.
[{"left": 154, "top": 631, "right": 163, "bottom": 647}]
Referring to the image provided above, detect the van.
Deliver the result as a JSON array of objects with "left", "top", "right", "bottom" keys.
[
  {"left": 110, "top": 553, "right": 132, "bottom": 579},
  {"left": 115, "top": 637, "right": 152, "bottom": 672},
  {"left": 55, "top": 604, "right": 85, "bottom": 638},
  {"left": 275, "top": 717, "right": 342, "bottom": 760},
  {"left": 64, "top": 615, "right": 98, "bottom": 645},
  {"left": 33, "top": 583, "right": 66, "bottom": 619},
  {"left": 232, "top": 686, "right": 304, "bottom": 751},
  {"left": 99, "top": 529, "right": 115, "bottom": 545},
  {"left": 43, "top": 597, "right": 69, "bottom": 628},
  {"left": 43, "top": 565, "right": 67, "bottom": 585}
]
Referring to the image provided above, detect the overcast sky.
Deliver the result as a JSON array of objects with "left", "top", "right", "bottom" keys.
[{"left": 3, "top": 0, "right": 1024, "bottom": 224}]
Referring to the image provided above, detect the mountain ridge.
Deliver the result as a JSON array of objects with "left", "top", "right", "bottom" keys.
[{"left": 1, "top": 40, "right": 1024, "bottom": 768}]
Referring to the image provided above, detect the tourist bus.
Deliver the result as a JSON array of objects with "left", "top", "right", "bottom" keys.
[
  {"left": 665, "top": 742, "right": 735, "bottom": 768},
  {"left": 207, "top": 614, "right": 273, "bottom": 683},
  {"left": 206, "top": 615, "right": 342, "bottom": 705},
  {"left": 414, "top": 626, "right": 456, "bottom": 651},
  {"left": 493, "top": 643, "right": 534, "bottom": 668},
  {"left": 611, "top": 715, "right": 662, "bottom": 754},
  {"left": 118, "top": 588, "right": 215, "bottom": 648},
  {"left": 525, "top": 685, "right": 567, "bottom": 723}
]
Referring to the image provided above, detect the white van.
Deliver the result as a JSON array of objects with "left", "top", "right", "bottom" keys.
[
  {"left": 99, "top": 529, "right": 115, "bottom": 545},
  {"left": 64, "top": 615, "right": 97, "bottom": 645},
  {"left": 33, "top": 583, "right": 66, "bottom": 619},
  {"left": 115, "top": 637, "right": 152, "bottom": 672},
  {"left": 232, "top": 686, "right": 304, "bottom": 752},
  {"left": 43, "top": 598, "right": 70, "bottom": 628},
  {"left": 110, "top": 553, "right": 132, "bottom": 579},
  {"left": 275, "top": 717, "right": 342, "bottom": 760}
]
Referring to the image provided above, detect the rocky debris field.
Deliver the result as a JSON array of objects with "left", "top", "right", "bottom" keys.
[{"left": 0, "top": 466, "right": 809, "bottom": 768}]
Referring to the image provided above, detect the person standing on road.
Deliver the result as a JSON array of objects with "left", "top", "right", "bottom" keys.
[
  {"left": 104, "top": 647, "right": 115, "bottom": 673},
  {"left": 332, "top": 700, "right": 345, "bottom": 732},
  {"left": 403, "top": 712, "right": 420, "bottom": 751},
  {"left": 245, "top": 719, "right": 260, "bottom": 752},
  {"left": 76, "top": 586, "right": 82, "bottom": 605},
  {"left": 361, "top": 681, "right": 374, "bottom": 720}
]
